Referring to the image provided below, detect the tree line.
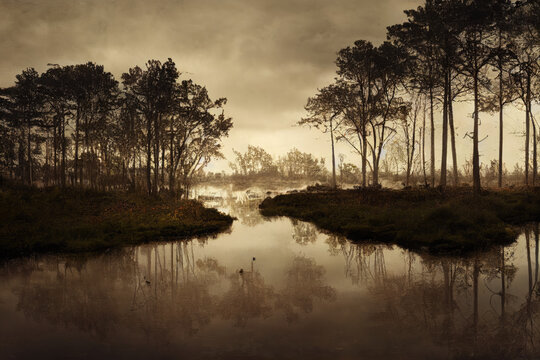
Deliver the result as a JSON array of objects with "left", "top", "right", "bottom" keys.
[
  {"left": 0, "top": 59, "right": 232, "bottom": 196},
  {"left": 229, "top": 145, "right": 329, "bottom": 180},
  {"left": 302, "top": 0, "right": 539, "bottom": 192}
]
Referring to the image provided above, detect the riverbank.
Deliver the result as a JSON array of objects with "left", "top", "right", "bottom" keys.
[
  {"left": 259, "top": 188, "right": 540, "bottom": 254},
  {"left": 0, "top": 184, "right": 234, "bottom": 258}
]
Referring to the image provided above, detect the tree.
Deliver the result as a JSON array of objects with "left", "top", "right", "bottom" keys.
[
  {"left": 399, "top": 95, "right": 422, "bottom": 186},
  {"left": 454, "top": 0, "right": 498, "bottom": 193},
  {"left": 509, "top": 0, "right": 540, "bottom": 186},
  {"left": 337, "top": 155, "right": 361, "bottom": 184},
  {"left": 0, "top": 58, "right": 230, "bottom": 195},
  {"left": 230, "top": 145, "right": 274, "bottom": 177},
  {"left": 334, "top": 41, "right": 408, "bottom": 186},
  {"left": 301, "top": 83, "right": 346, "bottom": 189},
  {"left": 70, "top": 63, "right": 118, "bottom": 187},
  {"left": 40, "top": 65, "right": 77, "bottom": 187},
  {"left": 122, "top": 59, "right": 179, "bottom": 195},
  {"left": 277, "top": 148, "right": 327, "bottom": 179},
  {"left": 368, "top": 42, "right": 408, "bottom": 186},
  {"left": 387, "top": 1, "right": 443, "bottom": 187},
  {"left": 1, "top": 69, "right": 46, "bottom": 185},
  {"left": 489, "top": 0, "right": 516, "bottom": 187},
  {"left": 172, "top": 80, "right": 232, "bottom": 195},
  {"left": 336, "top": 40, "right": 378, "bottom": 187}
]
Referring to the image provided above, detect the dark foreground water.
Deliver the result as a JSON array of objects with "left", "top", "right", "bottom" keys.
[{"left": 1, "top": 190, "right": 539, "bottom": 360}]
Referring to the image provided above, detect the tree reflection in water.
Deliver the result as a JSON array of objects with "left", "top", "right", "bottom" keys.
[
  {"left": 219, "top": 266, "right": 274, "bottom": 327},
  {"left": 276, "top": 256, "right": 336, "bottom": 322},
  {"left": 2, "top": 218, "right": 540, "bottom": 359},
  {"left": 8, "top": 239, "right": 337, "bottom": 343},
  {"left": 291, "top": 219, "right": 318, "bottom": 246},
  {"left": 326, "top": 224, "right": 540, "bottom": 359}
]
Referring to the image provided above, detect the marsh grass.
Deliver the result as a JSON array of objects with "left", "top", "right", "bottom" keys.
[
  {"left": 259, "top": 188, "right": 540, "bottom": 254},
  {"left": 0, "top": 183, "right": 233, "bottom": 258}
]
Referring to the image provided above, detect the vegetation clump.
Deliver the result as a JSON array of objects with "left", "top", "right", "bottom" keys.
[
  {"left": 0, "top": 182, "right": 234, "bottom": 258},
  {"left": 259, "top": 188, "right": 540, "bottom": 254}
]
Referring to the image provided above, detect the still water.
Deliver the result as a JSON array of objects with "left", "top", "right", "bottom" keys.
[{"left": 1, "top": 189, "right": 539, "bottom": 360}]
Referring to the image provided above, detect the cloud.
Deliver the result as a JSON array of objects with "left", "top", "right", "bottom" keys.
[
  {"left": 0, "top": 0, "right": 419, "bottom": 118},
  {"left": 1, "top": 0, "right": 529, "bottom": 173}
]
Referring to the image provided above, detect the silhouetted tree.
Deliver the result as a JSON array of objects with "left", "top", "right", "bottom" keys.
[
  {"left": 0, "top": 59, "right": 230, "bottom": 195},
  {"left": 122, "top": 59, "right": 179, "bottom": 195},
  {"left": 509, "top": 1, "right": 539, "bottom": 186},
  {"left": 301, "top": 83, "right": 347, "bottom": 189}
]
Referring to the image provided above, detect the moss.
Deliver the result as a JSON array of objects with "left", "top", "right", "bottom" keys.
[
  {"left": 0, "top": 184, "right": 234, "bottom": 259},
  {"left": 259, "top": 188, "right": 540, "bottom": 255}
]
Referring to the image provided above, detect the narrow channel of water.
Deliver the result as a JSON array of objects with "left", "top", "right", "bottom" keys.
[{"left": 1, "top": 188, "right": 538, "bottom": 359}]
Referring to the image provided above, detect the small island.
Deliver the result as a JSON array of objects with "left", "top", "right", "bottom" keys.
[
  {"left": 0, "top": 181, "right": 233, "bottom": 258},
  {"left": 260, "top": 187, "right": 540, "bottom": 254}
]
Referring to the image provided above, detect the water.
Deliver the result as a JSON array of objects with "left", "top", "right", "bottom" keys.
[{"left": 1, "top": 189, "right": 539, "bottom": 359}]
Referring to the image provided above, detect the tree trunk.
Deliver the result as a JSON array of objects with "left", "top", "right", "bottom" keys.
[
  {"left": 18, "top": 137, "right": 25, "bottom": 183},
  {"left": 132, "top": 154, "right": 137, "bottom": 190},
  {"left": 372, "top": 130, "right": 380, "bottom": 187},
  {"left": 74, "top": 105, "right": 80, "bottom": 185},
  {"left": 422, "top": 100, "right": 427, "bottom": 186},
  {"left": 362, "top": 121, "right": 367, "bottom": 188},
  {"left": 44, "top": 129, "right": 50, "bottom": 186},
  {"left": 169, "top": 121, "right": 175, "bottom": 193},
  {"left": 26, "top": 115, "right": 32, "bottom": 186},
  {"left": 61, "top": 112, "right": 66, "bottom": 189},
  {"left": 407, "top": 108, "right": 417, "bottom": 187},
  {"left": 532, "top": 111, "right": 537, "bottom": 186},
  {"left": 161, "top": 141, "right": 165, "bottom": 187},
  {"left": 154, "top": 113, "right": 160, "bottom": 194},
  {"left": 430, "top": 86, "right": 435, "bottom": 187},
  {"left": 53, "top": 117, "right": 57, "bottom": 186},
  {"left": 473, "top": 71, "right": 481, "bottom": 194},
  {"left": 448, "top": 74, "right": 458, "bottom": 187},
  {"left": 525, "top": 74, "right": 530, "bottom": 187},
  {"left": 146, "top": 116, "right": 152, "bottom": 196},
  {"left": 330, "top": 117, "right": 336, "bottom": 190},
  {"left": 440, "top": 72, "right": 449, "bottom": 188},
  {"left": 498, "top": 53, "right": 504, "bottom": 188}
]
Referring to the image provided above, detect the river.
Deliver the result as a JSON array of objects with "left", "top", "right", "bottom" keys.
[{"left": 0, "top": 186, "right": 539, "bottom": 359}]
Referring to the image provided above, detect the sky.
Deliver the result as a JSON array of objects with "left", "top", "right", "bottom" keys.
[{"left": 0, "top": 0, "right": 533, "bottom": 174}]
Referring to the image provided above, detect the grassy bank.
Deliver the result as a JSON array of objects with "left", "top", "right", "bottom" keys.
[
  {"left": 259, "top": 188, "right": 540, "bottom": 254},
  {"left": 0, "top": 184, "right": 234, "bottom": 258}
]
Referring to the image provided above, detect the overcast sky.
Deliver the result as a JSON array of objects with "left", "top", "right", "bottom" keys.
[{"left": 0, "top": 0, "right": 531, "bottom": 173}]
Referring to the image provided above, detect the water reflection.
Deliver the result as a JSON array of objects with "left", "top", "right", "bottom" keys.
[
  {"left": 4, "top": 243, "right": 337, "bottom": 348},
  {"left": 325, "top": 225, "right": 540, "bottom": 359},
  {"left": 0, "top": 200, "right": 539, "bottom": 359},
  {"left": 291, "top": 219, "right": 318, "bottom": 246},
  {"left": 276, "top": 256, "right": 336, "bottom": 322}
]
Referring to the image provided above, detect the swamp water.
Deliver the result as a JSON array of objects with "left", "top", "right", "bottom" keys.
[{"left": 1, "top": 189, "right": 539, "bottom": 359}]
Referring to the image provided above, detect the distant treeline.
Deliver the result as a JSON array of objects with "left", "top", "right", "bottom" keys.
[
  {"left": 204, "top": 144, "right": 529, "bottom": 188},
  {"left": 0, "top": 59, "right": 232, "bottom": 196},
  {"left": 302, "top": 0, "right": 539, "bottom": 192},
  {"left": 228, "top": 146, "right": 329, "bottom": 180}
]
